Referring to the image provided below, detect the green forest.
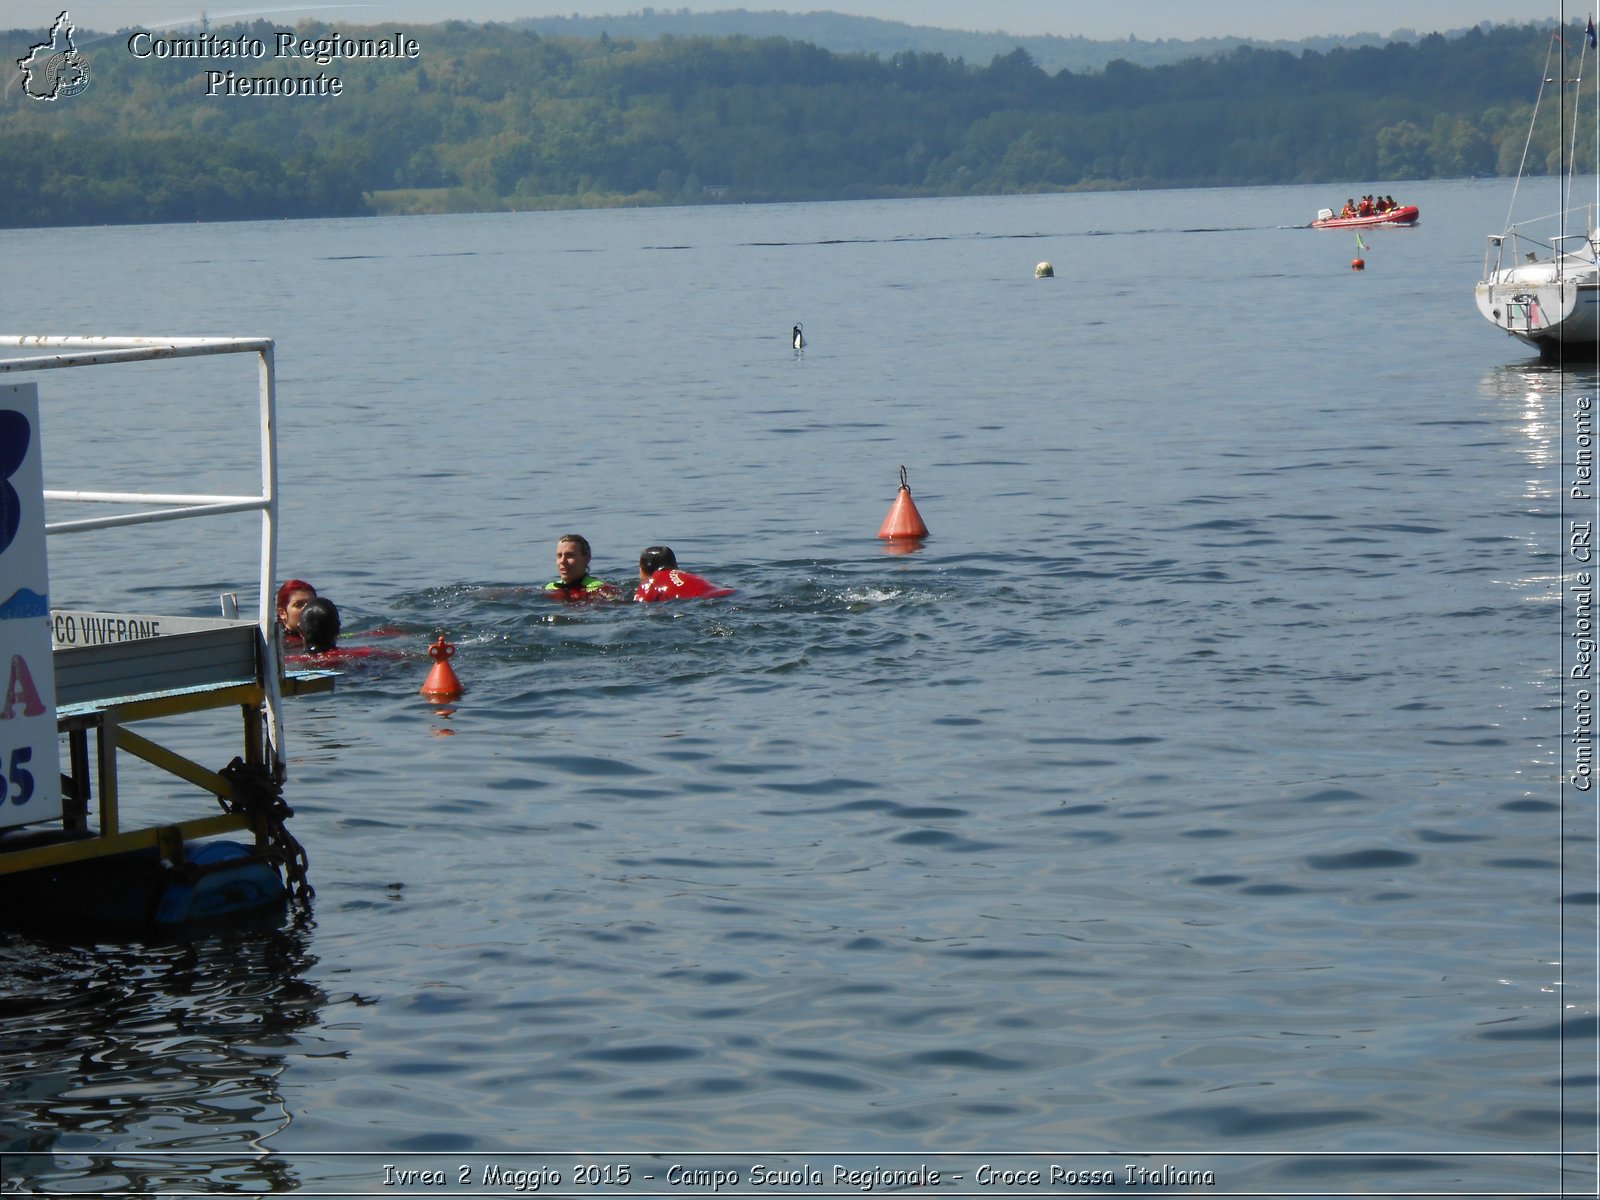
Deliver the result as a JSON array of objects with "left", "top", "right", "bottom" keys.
[{"left": 0, "top": 16, "right": 1589, "bottom": 228}]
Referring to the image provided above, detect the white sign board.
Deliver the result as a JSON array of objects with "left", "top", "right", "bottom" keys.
[
  {"left": 0, "top": 383, "right": 62, "bottom": 829},
  {"left": 50, "top": 610, "right": 247, "bottom": 649}
]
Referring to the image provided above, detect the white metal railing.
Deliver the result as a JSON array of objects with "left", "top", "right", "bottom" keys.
[
  {"left": 0, "top": 334, "right": 284, "bottom": 769},
  {"left": 1483, "top": 203, "right": 1600, "bottom": 282}
]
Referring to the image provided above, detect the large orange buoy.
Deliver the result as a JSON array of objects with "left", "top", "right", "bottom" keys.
[
  {"left": 420, "top": 636, "right": 464, "bottom": 701},
  {"left": 877, "top": 465, "right": 929, "bottom": 540},
  {"left": 1351, "top": 257, "right": 1365, "bottom": 270}
]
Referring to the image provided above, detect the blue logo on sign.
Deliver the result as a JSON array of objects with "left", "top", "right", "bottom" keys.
[{"left": 0, "top": 409, "right": 31, "bottom": 559}]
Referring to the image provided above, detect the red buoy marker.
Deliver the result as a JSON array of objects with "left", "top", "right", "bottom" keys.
[
  {"left": 877, "top": 465, "right": 929, "bottom": 540},
  {"left": 420, "top": 636, "right": 464, "bottom": 701}
]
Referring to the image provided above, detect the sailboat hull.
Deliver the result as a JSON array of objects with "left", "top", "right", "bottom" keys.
[
  {"left": 1473, "top": 17, "right": 1600, "bottom": 360},
  {"left": 1475, "top": 269, "right": 1600, "bottom": 359}
]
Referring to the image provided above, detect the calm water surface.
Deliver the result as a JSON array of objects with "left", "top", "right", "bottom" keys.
[{"left": 0, "top": 180, "right": 1595, "bottom": 1195}]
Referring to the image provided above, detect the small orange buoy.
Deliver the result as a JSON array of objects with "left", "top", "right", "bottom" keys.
[
  {"left": 877, "top": 465, "right": 929, "bottom": 540},
  {"left": 420, "top": 636, "right": 464, "bottom": 701},
  {"left": 1351, "top": 257, "right": 1365, "bottom": 270}
]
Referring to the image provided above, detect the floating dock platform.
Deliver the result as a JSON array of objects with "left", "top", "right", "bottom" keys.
[{"left": 0, "top": 336, "right": 331, "bottom": 932}]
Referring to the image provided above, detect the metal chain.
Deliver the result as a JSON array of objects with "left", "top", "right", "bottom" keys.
[{"left": 218, "top": 756, "right": 315, "bottom": 907}]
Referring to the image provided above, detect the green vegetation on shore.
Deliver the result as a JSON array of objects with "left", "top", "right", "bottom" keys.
[{"left": 0, "top": 16, "right": 1582, "bottom": 228}]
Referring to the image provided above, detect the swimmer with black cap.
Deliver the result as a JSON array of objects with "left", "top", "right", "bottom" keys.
[
  {"left": 639, "top": 544, "right": 677, "bottom": 579},
  {"left": 298, "top": 596, "right": 342, "bottom": 654},
  {"left": 635, "top": 545, "right": 735, "bottom": 601}
]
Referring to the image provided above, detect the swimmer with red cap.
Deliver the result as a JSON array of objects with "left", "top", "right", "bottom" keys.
[
  {"left": 276, "top": 578, "right": 316, "bottom": 646},
  {"left": 634, "top": 545, "right": 735, "bottom": 602}
]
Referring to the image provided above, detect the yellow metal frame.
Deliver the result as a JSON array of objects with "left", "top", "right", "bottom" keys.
[{"left": 0, "top": 671, "right": 334, "bottom": 878}]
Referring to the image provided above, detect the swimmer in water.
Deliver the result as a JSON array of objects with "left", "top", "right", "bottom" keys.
[
  {"left": 545, "top": 534, "right": 619, "bottom": 599},
  {"left": 297, "top": 596, "right": 342, "bottom": 654},
  {"left": 276, "top": 578, "right": 316, "bottom": 644},
  {"left": 634, "top": 545, "right": 735, "bottom": 601},
  {"left": 286, "top": 598, "right": 408, "bottom": 667}
]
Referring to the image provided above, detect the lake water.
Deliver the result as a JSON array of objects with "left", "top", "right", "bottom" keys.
[{"left": 1, "top": 179, "right": 1596, "bottom": 1196}]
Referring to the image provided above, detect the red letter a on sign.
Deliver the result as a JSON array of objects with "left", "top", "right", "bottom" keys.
[{"left": 2, "top": 654, "right": 45, "bottom": 718}]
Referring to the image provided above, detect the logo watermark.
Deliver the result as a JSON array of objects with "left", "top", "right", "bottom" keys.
[{"left": 17, "top": 11, "right": 89, "bottom": 101}]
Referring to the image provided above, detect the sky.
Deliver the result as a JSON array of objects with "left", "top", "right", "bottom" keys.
[{"left": 35, "top": 2, "right": 1546, "bottom": 44}]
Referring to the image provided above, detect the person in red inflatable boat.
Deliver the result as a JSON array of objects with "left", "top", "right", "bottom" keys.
[{"left": 634, "top": 545, "right": 735, "bottom": 602}]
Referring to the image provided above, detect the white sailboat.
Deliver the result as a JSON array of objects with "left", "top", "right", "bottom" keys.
[{"left": 1475, "top": 14, "right": 1600, "bottom": 358}]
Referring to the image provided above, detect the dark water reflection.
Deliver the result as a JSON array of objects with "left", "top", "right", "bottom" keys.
[{"left": 0, "top": 922, "right": 326, "bottom": 1192}]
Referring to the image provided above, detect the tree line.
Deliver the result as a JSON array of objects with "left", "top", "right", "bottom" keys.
[
  {"left": 507, "top": 8, "right": 1467, "bottom": 76},
  {"left": 0, "top": 17, "right": 1587, "bottom": 227}
]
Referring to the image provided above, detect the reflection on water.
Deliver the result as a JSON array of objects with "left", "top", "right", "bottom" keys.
[
  {"left": 1478, "top": 363, "right": 1597, "bottom": 606},
  {"left": 1476, "top": 361, "right": 1585, "bottom": 472},
  {"left": 0, "top": 921, "right": 326, "bottom": 1193}
]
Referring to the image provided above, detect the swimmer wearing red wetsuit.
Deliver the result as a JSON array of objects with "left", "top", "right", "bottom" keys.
[{"left": 633, "top": 545, "right": 734, "bottom": 601}]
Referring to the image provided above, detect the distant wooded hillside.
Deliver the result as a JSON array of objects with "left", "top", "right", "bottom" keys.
[
  {"left": 508, "top": 7, "right": 1511, "bottom": 75},
  {"left": 0, "top": 15, "right": 1576, "bottom": 227}
]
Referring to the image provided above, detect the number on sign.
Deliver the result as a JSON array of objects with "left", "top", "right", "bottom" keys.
[{"left": 2, "top": 747, "right": 35, "bottom": 805}]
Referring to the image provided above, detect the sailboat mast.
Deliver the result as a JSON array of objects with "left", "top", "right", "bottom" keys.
[{"left": 1559, "top": 0, "right": 1568, "bottom": 286}]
